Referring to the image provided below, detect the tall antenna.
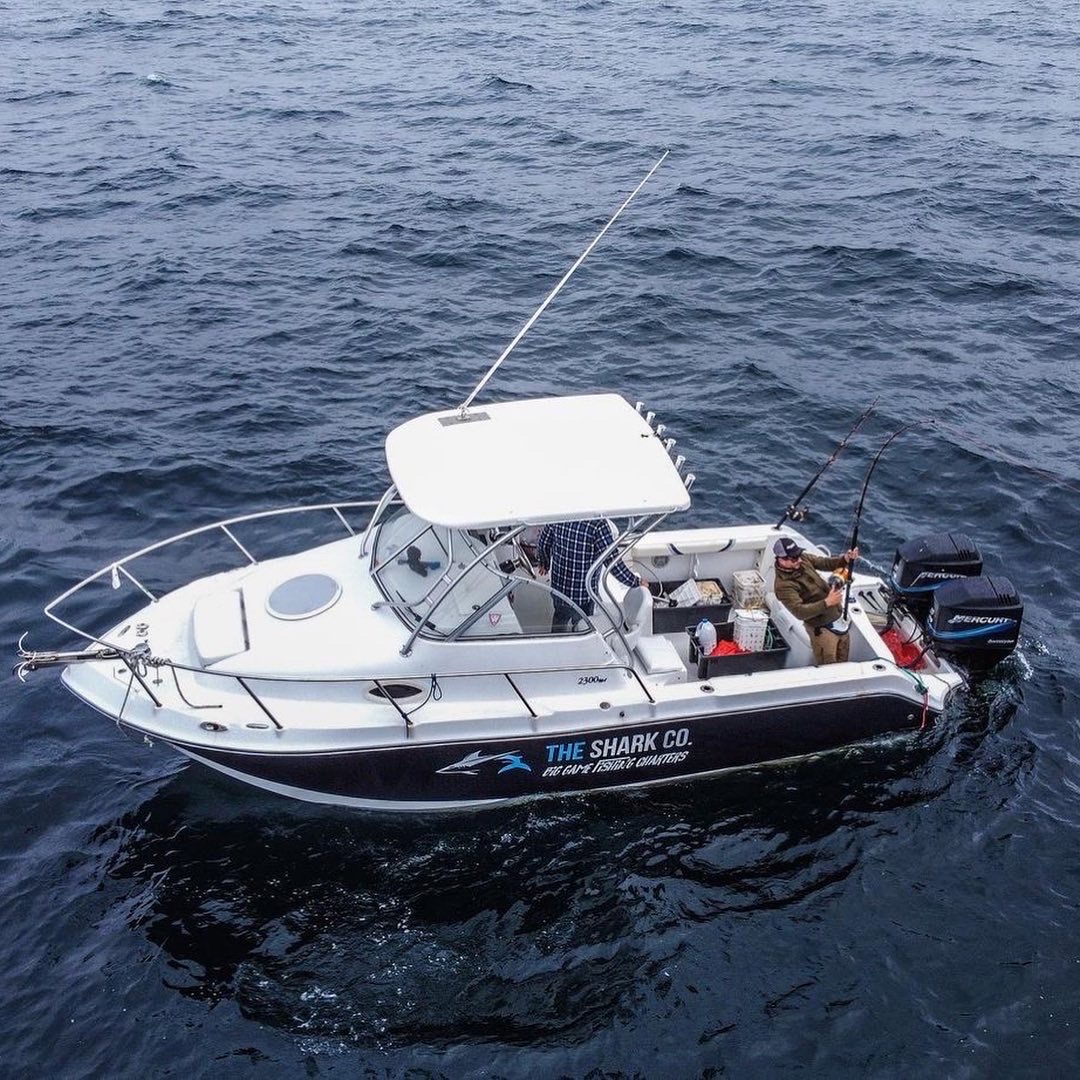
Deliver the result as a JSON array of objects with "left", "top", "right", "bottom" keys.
[{"left": 459, "top": 150, "right": 669, "bottom": 414}]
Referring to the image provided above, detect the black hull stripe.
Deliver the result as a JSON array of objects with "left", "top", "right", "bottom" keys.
[
  {"left": 156, "top": 691, "right": 925, "bottom": 758},
  {"left": 143, "top": 693, "right": 932, "bottom": 804}
]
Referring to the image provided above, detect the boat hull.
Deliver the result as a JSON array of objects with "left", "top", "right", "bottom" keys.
[{"left": 143, "top": 693, "right": 932, "bottom": 809}]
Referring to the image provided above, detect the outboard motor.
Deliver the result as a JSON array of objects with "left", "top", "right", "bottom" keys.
[
  {"left": 891, "top": 532, "right": 983, "bottom": 618},
  {"left": 927, "top": 576, "right": 1023, "bottom": 667}
]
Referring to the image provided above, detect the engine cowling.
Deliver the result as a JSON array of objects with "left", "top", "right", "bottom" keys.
[
  {"left": 891, "top": 532, "right": 983, "bottom": 617},
  {"left": 927, "top": 575, "right": 1023, "bottom": 667}
]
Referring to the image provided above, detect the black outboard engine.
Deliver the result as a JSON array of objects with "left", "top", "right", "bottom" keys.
[
  {"left": 927, "top": 576, "right": 1023, "bottom": 668},
  {"left": 891, "top": 532, "right": 983, "bottom": 618}
]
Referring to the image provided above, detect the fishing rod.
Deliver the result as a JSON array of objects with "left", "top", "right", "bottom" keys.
[
  {"left": 775, "top": 399, "right": 878, "bottom": 530},
  {"left": 459, "top": 149, "right": 669, "bottom": 415},
  {"left": 842, "top": 424, "right": 911, "bottom": 620}
]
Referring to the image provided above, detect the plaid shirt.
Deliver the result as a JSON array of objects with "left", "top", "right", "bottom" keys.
[{"left": 537, "top": 519, "right": 638, "bottom": 608}]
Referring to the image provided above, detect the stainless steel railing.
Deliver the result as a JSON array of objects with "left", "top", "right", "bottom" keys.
[
  {"left": 106, "top": 652, "right": 657, "bottom": 738},
  {"left": 42, "top": 500, "right": 392, "bottom": 650}
]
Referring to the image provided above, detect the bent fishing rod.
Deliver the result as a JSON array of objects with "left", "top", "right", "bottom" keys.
[
  {"left": 776, "top": 399, "right": 878, "bottom": 530},
  {"left": 841, "top": 424, "right": 910, "bottom": 620},
  {"left": 459, "top": 149, "right": 669, "bottom": 415}
]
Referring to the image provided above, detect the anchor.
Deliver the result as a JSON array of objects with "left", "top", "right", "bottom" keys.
[{"left": 14, "top": 634, "right": 140, "bottom": 682}]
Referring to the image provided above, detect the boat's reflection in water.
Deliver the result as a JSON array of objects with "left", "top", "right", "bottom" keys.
[{"left": 99, "top": 681, "right": 1020, "bottom": 1048}]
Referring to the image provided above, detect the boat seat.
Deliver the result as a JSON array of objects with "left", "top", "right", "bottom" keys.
[
  {"left": 765, "top": 594, "right": 810, "bottom": 649},
  {"left": 191, "top": 588, "right": 249, "bottom": 665},
  {"left": 634, "top": 634, "right": 686, "bottom": 684},
  {"left": 618, "top": 583, "right": 684, "bottom": 683},
  {"left": 620, "top": 583, "right": 653, "bottom": 645}
]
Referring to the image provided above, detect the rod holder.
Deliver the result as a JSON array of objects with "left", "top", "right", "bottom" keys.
[
  {"left": 674, "top": 454, "right": 686, "bottom": 471},
  {"left": 655, "top": 423, "right": 666, "bottom": 438},
  {"left": 684, "top": 473, "right": 696, "bottom": 490},
  {"left": 664, "top": 438, "right": 676, "bottom": 454},
  {"left": 645, "top": 411, "right": 656, "bottom": 428},
  {"left": 635, "top": 401, "right": 645, "bottom": 414}
]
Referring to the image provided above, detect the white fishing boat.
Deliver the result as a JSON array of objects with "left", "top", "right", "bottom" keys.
[{"left": 16, "top": 156, "right": 1023, "bottom": 809}]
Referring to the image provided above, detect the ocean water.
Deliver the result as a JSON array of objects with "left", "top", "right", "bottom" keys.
[{"left": 3, "top": 1, "right": 1080, "bottom": 1075}]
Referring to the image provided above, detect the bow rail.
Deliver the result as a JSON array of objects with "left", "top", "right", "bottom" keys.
[{"left": 38, "top": 500, "right": 392, "bottom": 652}]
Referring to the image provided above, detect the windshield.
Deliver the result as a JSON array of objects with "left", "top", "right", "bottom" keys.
[{"left": 371, "top": 511, "right": 591, "bottom": 639}]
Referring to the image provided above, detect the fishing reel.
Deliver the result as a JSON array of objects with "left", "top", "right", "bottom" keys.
[
  {"left": 783, "top": 504, "right": 810, "bottom": 523},
  {"left": 826, "top": 567, "right": 852, "bottom": 633}
]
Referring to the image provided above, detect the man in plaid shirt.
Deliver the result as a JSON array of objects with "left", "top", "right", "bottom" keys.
[{"left": 537, "top": 519, "right": 640, "bottom": 632}]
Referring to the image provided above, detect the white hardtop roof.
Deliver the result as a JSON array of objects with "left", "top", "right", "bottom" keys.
[{"left": 385, "top": 393, "right": 692, "bottom": 529}]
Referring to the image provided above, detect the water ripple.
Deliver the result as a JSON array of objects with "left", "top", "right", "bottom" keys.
[{"left": 2, "top": 0, "right": 1080, "bottom": 1075}]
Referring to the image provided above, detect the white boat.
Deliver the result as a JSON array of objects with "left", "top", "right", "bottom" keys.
[
  {"left": 18, "top": 386, "right": 1026, "bottom": 809},
  {"left": 16, "top": 158, "right": 1023, "bottom": 810}
]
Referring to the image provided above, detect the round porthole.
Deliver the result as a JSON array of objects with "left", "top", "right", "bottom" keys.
[
  {"left": 369, "top": 683, "right": 423, "bottom": 701},
  {"left": 267, "top": 573, "right": 342, "bottom": 620}
]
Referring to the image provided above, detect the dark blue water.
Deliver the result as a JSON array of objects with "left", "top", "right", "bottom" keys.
[{"left": 3, "top": 1, "right": 1080, "bottom": 1075}]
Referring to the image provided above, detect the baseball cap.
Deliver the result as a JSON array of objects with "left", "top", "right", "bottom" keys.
[{"left": 773, "top": 536, "right": 803, "bottom": 560}]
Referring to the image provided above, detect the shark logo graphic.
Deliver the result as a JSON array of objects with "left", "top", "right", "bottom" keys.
[{"left": 436, "top": 750, "right": 532, "bottom": 776}]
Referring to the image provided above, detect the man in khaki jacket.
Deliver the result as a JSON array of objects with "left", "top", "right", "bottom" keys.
[{"left": 772, "top": 536, "right": 859, "bottom": 665}]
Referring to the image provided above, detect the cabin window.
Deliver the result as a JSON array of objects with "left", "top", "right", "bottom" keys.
[{"left": 371, "top": 511, "right": 596, "bottom": 641}]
